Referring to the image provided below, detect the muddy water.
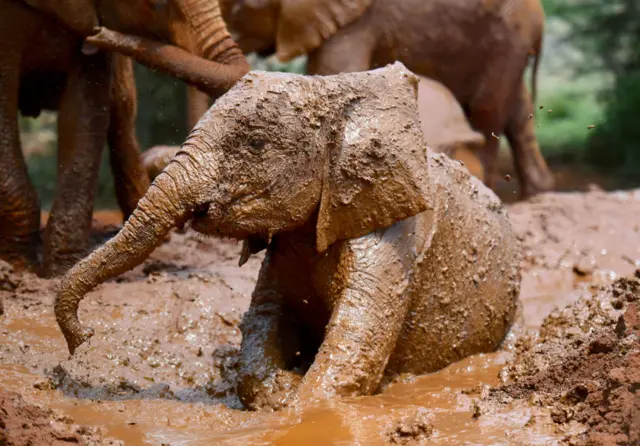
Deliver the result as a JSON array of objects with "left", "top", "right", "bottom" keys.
[
  {"left": 3, "top": 189, "right": 640, "bottom": 445},
  {"left": 1, "top": 330, "right": 557, "bottom": 445}
]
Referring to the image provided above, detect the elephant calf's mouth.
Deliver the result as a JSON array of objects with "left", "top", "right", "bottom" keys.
[
  {"left": 193, "top": 203, "right": 210, "bottom": 219},
  {"left": 188, "top": 203, "right": 211, "bottom": 231},
  {"left": 189, "top": 202, "right": 243, "bottom": 239}
]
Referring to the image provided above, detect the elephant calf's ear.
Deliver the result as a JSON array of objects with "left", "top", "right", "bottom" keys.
[{"left": 315, "top": 64, "right": 432, "bottom": 252}]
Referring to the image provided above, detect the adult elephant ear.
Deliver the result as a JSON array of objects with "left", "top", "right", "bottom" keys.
[
  {"left": 315, "top": 62, "right": 433, "bottom": 252},
  {"left": 21, "top": 0, "right": 98, "bottom": 36},
  {"left": 276, "top": 0, "right": 372, "bottom": 62}
]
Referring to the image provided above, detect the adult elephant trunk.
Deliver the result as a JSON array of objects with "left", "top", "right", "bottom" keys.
[
  {"left": 55, "top": 137, "right": 216, "bottom": 354},
  {"left": 184, "top": 0, "right": 243, "bottom": 123},
  {"left": 84, "top": 27, "right": 249, "bottom": 98},
  {"left": 187, "top": 87, "right": 211, "bottom": 129}
]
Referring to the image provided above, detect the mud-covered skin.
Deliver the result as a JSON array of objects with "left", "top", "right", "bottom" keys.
[
  {"left": 106, "top": 54, "right": 150, "bottom": 221},
  {"left": 54, "top": 63, "right": 520, "bottom": 410},
  {"left": 3, "top": 190, "right": 640, "bottom": 443},
  {"left": 141, "top": 145, "right": 182, "bottom": 181},
  {"left": 0, "top": 0, "right": 248, "bottom": 277},
  {"left": 187, "top": 86, "right": 212, "bottom": 130},
  {"left": 220, "top": 0, "right": 554, "bottom": 197},
  {"left": 238, "top": 152, "right": 520, "bottom": 408}
]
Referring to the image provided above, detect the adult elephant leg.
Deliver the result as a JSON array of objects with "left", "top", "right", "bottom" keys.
[
  {"left": 43, "top": 53, "right": 111, "bottom": 277},
  {"left": 0, "top": 41, "right": 40, "bottom": 270},
  {"left": 186, "top": 86, "right": 210, "bottom": 130},
  {"left": 107, "top": 54, "right": 150, "bottom": 220},
  {"left": 468, "top": 106, "right": 502, "bottom": 191},
  {"left": 504, "top": 82, "right": 555, "bottom": 198}
]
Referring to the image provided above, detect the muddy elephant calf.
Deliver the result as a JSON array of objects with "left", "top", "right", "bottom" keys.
[{"left": 55, "top": 62, "right": 521, "bottom": 410}]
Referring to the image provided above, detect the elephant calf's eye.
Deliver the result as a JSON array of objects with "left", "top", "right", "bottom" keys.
[{"left": 248, "top": 137, "right": 266, "bottom": 153}]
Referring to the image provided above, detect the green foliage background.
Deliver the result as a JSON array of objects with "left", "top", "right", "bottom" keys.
[{"left": 539, "top": 0, "right": 640, "bottom": 173}]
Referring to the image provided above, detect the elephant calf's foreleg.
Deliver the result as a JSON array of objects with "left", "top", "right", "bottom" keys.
[
  {"left": 237, "top": 296, "right": 302, "bottom": 410},
  {"left": 296, "top": 226, "right": 415, "bottom": 403}
]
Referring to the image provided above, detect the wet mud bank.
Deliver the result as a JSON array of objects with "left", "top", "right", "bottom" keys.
[
  {"left": 1, "top": 189, "right": 640, "bottom": 444},
  {"left": 0, "top": 387, "right": 121, "bottom": 445},
  {"left": 479, "top": 275, "right": 640, "bottom": 445}
]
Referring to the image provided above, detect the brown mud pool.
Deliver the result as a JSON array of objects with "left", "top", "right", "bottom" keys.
[{"left": 2, "top": 189, "right": 640, "bottom": 445}]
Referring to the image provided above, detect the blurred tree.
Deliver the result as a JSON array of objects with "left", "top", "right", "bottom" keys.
[
  {"left": 546, "top": 0, "right": 640, "bottom": 172},
  {"left": 134, "top": 64, "right": 189, "bottom": 149}
]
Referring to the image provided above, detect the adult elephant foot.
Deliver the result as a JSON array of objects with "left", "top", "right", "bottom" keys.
[
  {"left": 41, "top": 253, "right": 84, "bottom": 278},
  {"left": 0, "top": 201, "right": 41, "bottom": 273},
  {"left": 520, "top": 168, "right": 555, "bottom": 199},
  {"left": 0, "top": 241, "right": 40, "bottom": 273}
]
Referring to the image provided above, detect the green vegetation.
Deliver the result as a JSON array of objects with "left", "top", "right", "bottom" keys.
[
  {"left": 532, "top": 75, "right": 606, "bottom": 162},
  {"left": 539, "top": 0, "right": 640, "bottom": 174}
]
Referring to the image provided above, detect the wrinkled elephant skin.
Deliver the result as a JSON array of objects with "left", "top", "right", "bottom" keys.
[
  {"left": 221, "top": 0, "right": 555, "bottom": 197},
  {"left": 55, "top": 63, "right": 521, "bottom": 410},
  {"left": 0, "top": 0, "right": 248, "bottom": 277},
  {"left": 141, "top": 146, "right": 182, "bottom": 181}
]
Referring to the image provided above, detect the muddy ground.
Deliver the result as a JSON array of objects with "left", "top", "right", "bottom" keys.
[{"left": 1, "top": 188, "right": 640, "bottom": 445}]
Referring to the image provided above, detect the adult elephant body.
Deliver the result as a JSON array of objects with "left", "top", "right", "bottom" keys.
[
  {"left": 222, "top": 0, "right": 554, "bottom": 197},
  {"left": 0, "top": 0, "right": 248, "bottom": 276}
]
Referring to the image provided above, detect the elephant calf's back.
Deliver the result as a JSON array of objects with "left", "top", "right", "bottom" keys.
[{"left": 387, "top": 152, "right": 521, "bottom": 376}]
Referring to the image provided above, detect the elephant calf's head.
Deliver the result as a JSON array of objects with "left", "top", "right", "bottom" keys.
[
  {"left": 55, "top": 62, "right": 431, "bottom": 354},
  {"left": 184, "top": 62, "right": 431, "bottom": 251}
]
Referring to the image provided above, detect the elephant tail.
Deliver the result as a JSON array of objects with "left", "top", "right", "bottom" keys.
[{"left": 530, "top": 32, "right": 542, "bottom": 108}]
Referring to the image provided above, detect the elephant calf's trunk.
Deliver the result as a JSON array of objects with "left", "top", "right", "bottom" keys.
[
  {"left": 55, "top": 163, "right": 192, "bottom": 354},
  {"left": 85, "top": 27, "right": 250, "bottom": 97}
]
